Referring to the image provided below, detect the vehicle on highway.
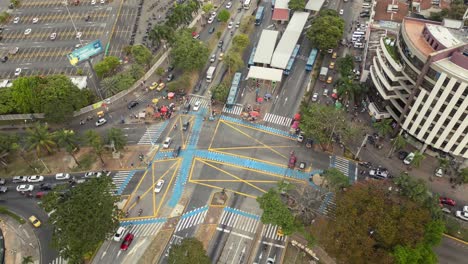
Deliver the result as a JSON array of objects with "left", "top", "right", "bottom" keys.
[
  {"left": 329, "top": 61, "right": 335, "bottom": 69},
  {"left": 113, "top": 226, "right": 126, "bottom": 242},
  {"left": 24, "top": 28, "right": 31, "bottom": 35},
  {"left": 193, "top": 101, "right": 201, "bottom": 111},
  {"left": 32, "top": 17, "right": 39, "bottom": 24},
  {"left": 157, "top": 82, "right": 166, "bottom": 91},
  {"left": 95, "top": 118, "right": 107, "bottom": 126},
  {"left": 50, "top": 32, "right": 57, "bottom": 40},
  {"left": 208, "top": 16, "right": 214, "bottom": 24},
  {"left": 173, "top": 146, "right": 181, "bottom": 157},
  {"left": 182, "top": 121, "right": 190, "bottom": 131},
  {"left": 40, "top": 183, "right": 54, "bottom": 191},
  {"left": 27, "top": 175, "right": 44, "bottom": 183},
  {"left": 210, "top": 54, "right": 216, "bottom": 62},
  {"left": 127, "top": 101, "right": 138, "bottom": 109},
  {"left": 0, "top": 187, "right": 8, "bottom": 193},
  {"left": 455, "top": 211, "right": 468, "bottom": 221},
  {"left": 76, "top": 32, "right": 82, "bottom": 39},
  {"left": 14, "top": 68, "right": 22, "bottom": 76},
  {"left": 403, "top": 152, "right": 414, "bottom": 165},
  {"left": 0, "top": 178, "right": 5, "bottom": 185},
  {"left": 218, "top": 40, "right": 224, "bottom": 48},
  {"left": 167, "top": 73, "right": 174, "bottom": 82},
  {"left": 339, "top": 9, "right": 344, "bottom": 15},
  {"left": 162, "top": 137, "right": 172, "bottom": 149},
  {"left": 439, "top": 197, "right": 456, "bottom": 206},
  {"left": 29, "top": 216, "right": 41, "bottom": 228},
  {"left": 228, "top": 21, "right": 233, "bottom": 29},
  {"left": 326, "top": 76, "right": 333, "bottom": 84},
  {"left": 149, "top": 82, "right": 158, "bottom": 90},
  {"left": 218, "top": 53, "right": 224, "bottom": 61},
  {"left": 209, "top": 27, "right": 215, "bottom": 34},
  {"left": 226, "top": 2, "right": 232, "bottom": 8},
  {"left": 55, "top": 173, "right": 71, "bottom": 180},
  {"left": 120, "top": 233, "right": 134, "bottom": 250},
  {"left": 312, "top": 93, "right": 318, "bottom": 102},
  {"left": 12, "top": 176, "right": 27, "bottom": 183},
  {"left": 236, "top": 21, "right": 240, "bottom": 28},
  {"left": 16, "top": 184, "right": 34, "bottom": 192},
  {"left": 154, "top": 179, "right": 165, "bottom": 193},
  {"left": 13, "top": 17, "right": 20, "bottom": 24}
]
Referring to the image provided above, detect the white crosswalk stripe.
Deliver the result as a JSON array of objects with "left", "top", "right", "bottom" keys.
[
  {"left": 138, "top": 123, "right": 165, "bottom": 145},
  {"left": 333, "top": 156, "right": 350, "bottom": 176},
  {"left": 263, "top": 113, "right": 293, "bottom": 127},
  {"left": 188, "top": 97, "right": 210, "bottom": 110},
  {"left": 111, "top": 171, "right": 130, "bottom": 192},
  {"left": 262, "top": 224, "right": 286, "bottom": 241},
  {"left": 49, "top": 257, "right": 67, "bottom": 264},
  {"left": 121, "top": 222, "right": 165, "bottom": 237},
  {"left": 175, "top": 208, "right": 208, "bottom": 232},
  {"left": 222, "top": 105, "right": 243, "bottom": 115},
  {"left": 217, "top": 209, "right": 260, "bottom": 235}
]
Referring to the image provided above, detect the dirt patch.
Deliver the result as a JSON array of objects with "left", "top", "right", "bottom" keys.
[
  {"left": 138, "top": 229, "right": 173, "bottom": 264},
  {"left": 194, "top": 224, "right": 218, "bottom": 250},
  {"left": 283, "top": 245, "right": 315, "bottom": 264}
]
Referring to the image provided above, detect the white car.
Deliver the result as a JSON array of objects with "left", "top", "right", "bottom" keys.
[
  {"left": 84, "top": 171, "right": 97, "bottom": 178},
  {"left": 76, "top": 32, "right": 82, "bottom": 39},
  {"left": 55, "top": 173, "right": 70, "bottom": 180},
  {"left": 463, "top": 206, "right": 468, "bottom": 213},
  {"left": 162, "top": 137, "right": 172, "bottom": 149},
  {"left": 154, "top": 179, "right": 165, "bottom": 193},
  {"left": 228, "top": 21, "right": 233, "bottom": 29},
  {"left": 100, "top": 0, "right": 106, "bottom": 3},
  {"left": 403, "top": 152, "right": 414, "bottom": 165},
  {"left": 91, "top": 0, "right": 96, "bottom": 4},
  {"left": 311, "top": 93, "right": 318, "bottom": 102},
  {"left": 12, "top": 176, "right": 27, "bottom": 183},
  {"left": 235, "top": 21, "right": 240, "bottom": 28},
  {"left": 210, "top": 54, "right": 216, "bottom": 63},
  {"left": 14, "top": 68, "right": 22, "bottom": 76},
  {"left": 455, "top": 211, "right": 468, "bottom": 221},
  {"left": 207, "top": 16, "right": 214, "bottom": 24},
  {"left": 50, "top": 32, "right": 57, "bottom": 40},
  {"left": 369, "top": 169, "right": 389, "bottom": 179},
  {"left": 32, "top": 17, "right": 39, "bottom": 24},
  {"left": 16, "top": 184, "right": 34, "bottom": 192},
  {"left": 13, "top": 17, "right": 20, "bottom": 24},
  {"left": 27, "top": 175, "right": 44, "bottom": 183},
  {"left": 434, "top": 167, "right": 443, "bottom": 177},
  {"left": 339, "top": 9, "right": 344, "bottom": 15},
  {"left": 95, "top": 118, "right": 107, "bottom": 126},
  {"left": 193, "top": 101, "right": 201, "bottom": 111},
  {"left": 226, "top": 2, "right": 232, "bottom": 9},
  {"left": 113, "top": 226, "right": 126, "bottom": 242},
  {"left": 24, "top": 28, "right": 32, "bottom": 35}
]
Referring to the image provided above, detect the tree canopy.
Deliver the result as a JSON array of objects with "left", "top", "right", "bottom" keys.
[
  {"left": 231, "top": 34, "right": 250, "bottom": 51},
  {"left": 131, "top": 45, "right": 153, "bottom": 67},
  {"left": 257, "top": 189, "right": 296, "bottom": 235},
  {"left": 171, "top": 30, "right": 209, "bottom": 71},
  {"left": 429, "top": 0, "right": 466, "bottom": 22},
  {"left": 106, "top": 128, "right": 127, "bottom": 151},
  {"left": 167, "top": 238, "right": 210, "bottom": 264},
  {"left": 288, "top": 0, "right": 306, "bottom": 11},
  {"left": 306, "top": 9, "right": 345, "bottom": 50},
  {"left": 94, "top": 56, "right": 120, "bottom": 78},
  {"left": 336, "top": 54, "right": 354, "bottom": 76},
  {"left": 218, "top": 9, "right": 231, "bottom": 23},
  {"left": 42, "top": 177, "right": 120, "bottom": 264},
  {"left": 322, "top": 168, "right": 350, "bottom": 191},
  {"left": 202, "top": 3, "right": 214, "bottom": 14},
  {"left": 212, "top": 83, "right": 229, "bottom": 103}
]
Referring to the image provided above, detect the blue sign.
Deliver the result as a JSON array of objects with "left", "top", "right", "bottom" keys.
[{"left": 67, "top": 40, "right": 103, "bottom": 66}]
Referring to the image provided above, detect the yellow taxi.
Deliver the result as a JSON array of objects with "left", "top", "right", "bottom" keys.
[
  {"left": 218, "top": 53, "right": 224, "bottom": 61},
  {"left": 329, "top": 62, "right": 335, "bottom": 69},
  {"left": 332, "top": 52, "right": 337, "bottom": 59},
  {"left": 277, "top": 227, "right": 284, "bottom": 237},
  {"left": 29, "top": 215, "right": 41, "bottom": 228},
  {"left": 149, "top": 82, "right": 159, "bottom": 90},
  {"left": 327, "top": 76, "right": 333, "bottom": 84},
  {"left": 156, "top": 82, "right": 166, "bottom": 91}
]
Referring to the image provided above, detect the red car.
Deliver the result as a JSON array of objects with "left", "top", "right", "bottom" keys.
[
  {"left": 439, "top": 197, "right": 456, "bottom": 206},
  {"left": 120, "top": 233, "right": 134, "bottom": 250}
]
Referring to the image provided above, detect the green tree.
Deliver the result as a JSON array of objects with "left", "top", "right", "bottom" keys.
[
  {"left": 123, "top": 45, "right": 133, "bottom": 56},
  {"left": 202, "top": 3, "right": 214, "bottom": 15},
  {"left": 0, "top": 133, "right": 19, "bottom": 155},
  {"left": 428, "top": 0, "right": 465, "bottom": 21},
  {"left": 0, "top": 88, "right": 15, "bottom": 114},
  {"left": 336, "top": 54, "right": 354, "bottom": 76},
  {"left": 54, "top": 129, "right": 80, "bottom": 165},
  {"left": 393, "top": 244, "right": 437, "bottom": 264},
  {"left": 106, "top": 128, "right": 127, "bottom": 152},
  {"left": 423, "top": 220, "right": 445, "bottom": 247},
  {"left": 393, "top": 134, "right": 407, "bottom": 150},
  {"left": 257, "top": 189, "right": 296, "bottom": 235},
  {"left": 288, "top": 0, "right": 306, "bottom": 11},
  {"left": 167, "top": 238, "right": 210, "bottom": 264},
  {"left": 10, "top": 76, "right": 43, "bottom": 113},
  {"left": 212, "top": 83, "right": 229, "bottom": 103},
  {"left": 232, "top": 34, "right": 250, "bottom": 51},
  {"left": 10, "top": 0, "right": 20, "bottom": 8},
  {"left": 85, "top": 130, "right": 105, "bottom": 164},
  {"left": 394, "top": 173, "right": 429, "bottom": 204},
  {"left": 156, "top": 67, "right": 165, "bottom": 76},
  {"left": 306, "top": 11, "right": 345, "bottom": 50},
  {"left": 21, "top": 256, "right": 34, "bottom": 264},
  {"left": 101, "top": 73, "right": 135, "bottom": 97},
  {"left": 171, "top": 30, "right": 209, "bottom": 71},
  {"left": 411, "top": 151, "right": 425, "bottom": 168},
  {"left": 217, "top": 9, "right": 231, "bottom": 23},
  {"left": 149, "top": 24, "right": 172, "bottom": 45},
  {"left": 131, "top": 45, "right": 153, "bottom": 67},
  {"left": 336, "top": 76, "right": 364, "bottom": 102},
  {"left": 42, "top": 177, "right": 120, "bottom": 264},
  {"left": 216, "top": 31, "right": 222, "bottom": 39},
  {"left": 129, "top": 64, "right": 145, "bottom": 80},
  {"left": 25, "top": 123, "right": 56, "bottom": 156},
  {"left": 458, "top": 168, "right": 468, "bottom": 184},
  {"left": 0, "top": 11, "right": 11, "bottom": 23},
  {"left": 94, "top": 56, "right": 120, "bottom": 78},
  {"left": 322, "top": 168, "right": 350, "bottom": 191},
  {"left": 224, "top": 51, "right": 243, "bottom": 75},
  {"left": 373, "top": 118, "right": 393, "bottom": 137},
  {"left": 320, "top": 181, "right": 433, "bottom": 264}
]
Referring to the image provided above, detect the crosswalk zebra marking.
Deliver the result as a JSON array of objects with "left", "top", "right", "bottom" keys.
[
  {"left": 137, "top": 122, "right": 167, "bottom": 145},
  {"left": 49, "top": 257, "right": 67, "bottom": 264},
  {"left": 222, "top": 104, "right": 243, "bottom": 115},
  {"left": 262, "top": 224, "right": 285, "bottom": 241},
  {"left": 175, "top": 206, "right": 209, "bottom": 232},
  {"left": 263, "top": 113, "right": 293, "bottom": 127}
]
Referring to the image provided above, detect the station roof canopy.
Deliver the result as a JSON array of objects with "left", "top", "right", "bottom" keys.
[
  {"left": 305, "top": 0, "right": 326, "bottom": 11},
  {"left": 275, "top": 0, "right": 290, "bottom": 9},
  {"left": 247, "top": 66, "right": 284, "bottom": 82},
  {"left": 253, "top": 30, "right": 279, "bottom": 64},
  {"left": 270, "top": 12, "right": 309, "bottom": 69}
]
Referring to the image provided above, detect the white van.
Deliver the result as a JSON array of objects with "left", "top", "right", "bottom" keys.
[
  {"left": 363, "top": 3, "right": 371, "bottom": 8},
  {"left": 403, "top": 152, "right": 415, "bottom": 165},
  {"left": 353, "top": 31, "right": 365, "bottom": 36}
]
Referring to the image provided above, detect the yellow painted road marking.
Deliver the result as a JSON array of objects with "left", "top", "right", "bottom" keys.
[
  {"left": 155, "top": 159, "right": 181, "bottom": 216},
  {"left": 208, "top": 118, "right": 222, "bottom": 149},
  {"left": 211, "top": 145, "right": 293, "bottom": 151},
  {"left": 221, "top": 119, "right": 295, "bottom": 140}
]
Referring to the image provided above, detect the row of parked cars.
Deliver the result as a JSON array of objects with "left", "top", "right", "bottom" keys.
[{"left": 439, "top": 197, "right": 468, "bottom": 221}]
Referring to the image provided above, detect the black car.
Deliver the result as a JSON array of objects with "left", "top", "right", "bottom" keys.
[
  {"left": 194, "top": 83, "right": 201, "bottom": 92},
  {"left": 218, "top": 40, "right": 224, "bottom": 48},
  {"left": 209, "top": 27, "right": 215, "bottom": 34},
  {"left": 173, "top": 146, "right": 181, "bottom": 157},
  {"left": 167, "top": 73, "right": 174, "bottom": 82},
  {"left": 127, "top": 101, "right": 139, "bottom": 109},
  {"left": 1, "top": 56, "right": 7, "bottom": 63},
  {"left": 182, "top": 121, "right": 190, "bottom": 131},
  {"left": 167, "top": 65, "right": 174, "bottom": 72},
  {"left": 398, "top": 151, "right": 409, "bottom": 160},
  {"left": 183, "top": 103, "right": 191, "bottom": 114},
  {"left": 40, "top": 183, "right": 54, "bottom": 191}
]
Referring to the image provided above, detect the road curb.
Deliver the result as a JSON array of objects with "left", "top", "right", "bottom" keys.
[{"left": 443, "top": 233, "right": 468, "bottom": 245}]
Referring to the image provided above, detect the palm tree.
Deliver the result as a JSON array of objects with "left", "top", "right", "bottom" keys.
[
  {"left": 373, "top": 119, "right": 393, "bottom": 137},
  {"left": 85, "top": 130, "right": 105, "bottom": 165},
  {"left": 54, "top": 129, "right": 80, "bottom": 165},
  {"left": 411, "top": 151, "right": 425, "bottom": 168},
  {"left": 224, "top": 51, "right": 243, "bottom": 75},
  {"left": 394, "top": 134, "right": 407, "bottom": 150},
  {"left": 106, "top": 128, "right": 127, "bottom": 152},
  {"left": 22, "top": 256, "right": 34, "bottom": 264},
  {"left": 336, "top": 77, "right": 363, "bottom": 102},
  {"left": 25, "top": 123, "right": 56, "bottom": 156},
  {"left": 100, "top": 75, "right": 120, "bottom": 97}
]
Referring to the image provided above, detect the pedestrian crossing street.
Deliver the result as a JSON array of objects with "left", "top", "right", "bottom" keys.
[
  {"left": 175, "top": 206, "right": 209, "bottom": 232},
  {"left": 120, "top": 218, "right": 166, "bottom": 237},
  {"left": 138, "top": 122, "right": 167, "bottom": 145},
  {"left": 263, "top": 113, "right": 293, "bottom": 127},
  {"left": 49, "top": 257, "right": 67, "bottom": 264},
  {"left": 222, "top": 104, "right": 243, "bottom": 116}
]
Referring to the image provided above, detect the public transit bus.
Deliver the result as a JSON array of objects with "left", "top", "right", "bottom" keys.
[
  {"left": 226, "top": 72, "right": 242, "bottom": 108},
  {"left": 255, "top": 6, "right": 265, "bottom": 25},
  {"left": 283, "top": 45, "right": 300, "bottom": 75},
  {"left": 305, "top": 48, "right": 318, "bottom": 71},
  {"left": 248, "top": 46, "right": 256, "bottom": 67},
  {"left": 243, "top": 0, "right": 251, "bottom": 9}
]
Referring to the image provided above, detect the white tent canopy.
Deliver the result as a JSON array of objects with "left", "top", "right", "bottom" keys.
[
  {"left": 247, "top": 66, "right": 283, "bottom": 82},
  {"left": 253, "top": 30, "right": 279, "bottom": 65},
  {"left": 305, "top": 0, "right": 326, "bottom": 11}
]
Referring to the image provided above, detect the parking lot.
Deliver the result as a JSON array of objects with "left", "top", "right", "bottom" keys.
[{"left": 0, "top": 0, "right": 138, "bottom": 79}]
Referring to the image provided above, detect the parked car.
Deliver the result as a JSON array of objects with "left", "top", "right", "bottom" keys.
[
  {"left": 120, "top": 233, "right": 134, "bottom": 250},
  {"left": 369, "top": 169, "right": 389, "bottom": 179},
  {"left": 113, "top": 226, "right": 126, "bottom": 242},
  {"left": 235, "top": 21, "right": 240, "bottom": 28},
  {"left": 40, "top": 183, "right": 54, "bottom": 191},
  {"left": 156, "top": 82, "right": 166, "bottom": 91},
  {"left": 326, "top": 76, "right": 333, "bottom": 84},
  {"left": 332, "top": 52, "right": 337, "bottom": 59},
  {"left": 439, "top": 197, "right": 456, "bottom": 206},
  {"left": 32, "top": 17, "right": 39, "bottom": 24},
  {"left": 329, "top": 62, "right": 335, "bottom": 69},
  {"left": 312, "top": 93, "right": 318, "bottom": 102},
  {"left": 16, "top": 184, "right": 34, "bottom": 192},
  {"left": 434, "top": 167, "right": 443, "bottom": 177},
  {"left": 226, "top": 2, "right": 232, "bottom": 8},
  {"left": 210, "top": 54, "right": 216, "bottom": 62},
  {"left": 228, "top": 21, "right": 233, "bottom": 29},
  {"left": 154, "top": 179, "right": 165, "bottom": 193},
  {"left": 13, "top": 17, "right": 20, "bottom": 24},
  {"left": 339, "top": 9, "right": 344, "bottom": 15},
  {"left": 0, "top": 187, "right": 8, "bottom": 193},
  {"left": 208, "top": 16, "right": 214, "bottom": 24},
  {"left": 398, "top": 150, "right": 408, "bottom": 160},
  {"left": 166, "top": 73, "right": 174, "bottom": 82},
  {"left": 218, "top": 40, "right": 224, "bottom": 48},
  {"left": 50, "top": 32, "right": 57, "bottom": 40},
  {"left": 403, "top": 152, "right": 415, "bottom": 165},
  {"left": 455, "top": 211, "right": 468, "bottom": 221},
  {"left": 95, "top": 118, "right": 107, "bottom": 127},
  {"left": 12, "top": 176, "right": 27, "bottom": 183},
  {"left": 218, "top": 53, "right": 224, "bottom": 61},
  {"left": 27, "top": 175, "right": 44, "bottom": 183},
  {"left": 127, "top": 101, "right": 138, "bottom": 109},
  {"left": 209, "top": 27, "right": 215, "bottom": 34},
  {"left": 14, "top": 68, "right": 22, "bottom": 76},
  {"left": 55, "top": 173, "right": 71, "bottom": 180},
  {"left": 162, "top": 137, "right": 172, "bottom": 149},
  {"left": 29, "top": 215, "right": 41, "bottom": 228},
  {"left": 0, "top": 178, "right": 5, "bottom": 185},
  {"left": 149, "top": 82, "right": 159, "bottom": 90},
  {"left": 76, "top": 32, "right": 82, "bottom": 39}
]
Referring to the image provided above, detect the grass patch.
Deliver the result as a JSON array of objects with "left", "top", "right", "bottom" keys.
[
  {"left": 71, "top": 153, "right": 96, "bottom": 172},
  {"left": 444, "top": 216, "right": 468, "bottom": 241},
  {"left": 384, "top": 37, "right": 399, "bottom": 61},
  {"left": 0, "top": 206, "right": 26, "bottom": 224}
]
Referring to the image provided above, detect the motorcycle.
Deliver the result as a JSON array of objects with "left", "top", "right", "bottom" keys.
[{"left": 138, "top": 209, "right": 143, "bottom": 216}]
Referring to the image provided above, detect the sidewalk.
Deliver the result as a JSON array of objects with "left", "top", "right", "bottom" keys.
[{"left": 0, "top": 215, "right": 41, "bottom": 264}]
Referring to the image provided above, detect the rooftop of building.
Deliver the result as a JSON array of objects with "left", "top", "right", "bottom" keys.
[{"left": 373, "top": 0, "right": 409, "bottom": 22}]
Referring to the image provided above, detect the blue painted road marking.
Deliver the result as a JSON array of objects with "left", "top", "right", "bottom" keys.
[
  {"left": 220, "top": 115, "right": 297, "bottom": 139},
  {"left": 116, "top": 170, "right": 137, "bottom": 195},
  {"left": 181, "top": 206, "right": 209, "bottom": 219},
  {"left": 224, "top": 207, "right": 260, "bottom": 220},
  {"left": 120, "top": 217, "right": 167, "bottom": 226}
]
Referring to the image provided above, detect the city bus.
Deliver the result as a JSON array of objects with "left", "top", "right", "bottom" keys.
[
  {"left": 226, "top": 72, "right": 242, "bottom": 108},
  {"left": 283, "top": 45, "right": 300, "bottom": 75},
  {"left": 248, "top": 46, "right": 256, "bottom": 67},
  {"left": 243, "top": 0, "right": 251, "bottom": 9},
  {"left": 305, "top": 48, "right": 318, "bottom": 71},
  {"left": 255, "top": 6, "right": 265, "bottom": 25}
]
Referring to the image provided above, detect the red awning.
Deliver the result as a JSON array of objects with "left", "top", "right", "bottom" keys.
[
  {"left": 272, "top": 8, "right": 289, "bottom": 21},
  {"left": 161, "top": 106, "right": 168, "bottom": 112}
]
